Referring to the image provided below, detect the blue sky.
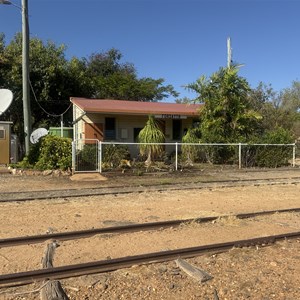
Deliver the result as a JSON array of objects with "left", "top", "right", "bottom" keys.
[{"left": 0, "top": 0, "right": 299, "bottom": 102}]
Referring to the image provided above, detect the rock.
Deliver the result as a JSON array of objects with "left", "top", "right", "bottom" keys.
[
  {"left": 53, "top": 170, "right": 61, "bottom": 177},
  {"left": 157, "top": 265, "right": 168, "bottom": 273},
  {"left": 169, "top": 283, "right": 175, "bottom": 289},
  {"left": 43, "top": 170, "right": 53, "bottom": 176}
]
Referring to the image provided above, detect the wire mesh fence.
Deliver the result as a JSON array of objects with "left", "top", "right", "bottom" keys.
[
  {"left": 72, "top": 140, "right": 298, "bottom": 173},
  {"left": 72, "top": 139, "right": 100, "bottom": 172}
]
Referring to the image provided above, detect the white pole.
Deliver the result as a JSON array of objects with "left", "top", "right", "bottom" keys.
[
  {"left": 71, "top": 140, "right": 75, "bottom": 174},
  {"left": 227, "top": 37, "right": 232, "bottom": 68},
  {"left": 60, "top": 114, "right": 63, "bottom": 137},
  {"left": 292, "top": 143, "right": 296, "bottom": 167},
  {"left": 238, "top": 143, "right": 242, "bottom": 169},
  {"left": 175, "top": 142, "right": 178, "bottom": 171},
  {"left": 99, "top": 141, "right": 102, "bottom": 173}
]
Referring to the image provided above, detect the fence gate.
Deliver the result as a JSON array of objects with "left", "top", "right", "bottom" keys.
[{"left": 72, "top": 139, "right": 100, "bottom": 173}]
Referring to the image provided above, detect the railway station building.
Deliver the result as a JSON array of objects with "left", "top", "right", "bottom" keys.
[{"left": 71, "top": 98, "right": 202, "bottom": 157}]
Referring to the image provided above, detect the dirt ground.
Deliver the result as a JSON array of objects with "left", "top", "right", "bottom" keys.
[{"left": 0, "top": 168, "right": 300, "bottom": 300}]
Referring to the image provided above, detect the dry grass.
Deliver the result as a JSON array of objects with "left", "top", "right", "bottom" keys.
[{"left": 215, "top": 215, "right": 243, "bottom": 226}]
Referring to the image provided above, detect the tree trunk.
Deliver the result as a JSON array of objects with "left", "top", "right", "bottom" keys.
[{"left": 40, "top": 241, "right": 69, "bottom": 300}]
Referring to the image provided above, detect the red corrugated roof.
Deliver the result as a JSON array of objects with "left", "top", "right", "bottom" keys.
[{"left": 70, "top": 98, "right": 202, "bottom": 116}]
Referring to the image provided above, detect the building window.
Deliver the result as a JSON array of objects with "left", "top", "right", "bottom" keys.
[
  {"left": 0, "top": 129, "right": 5, "bottom": 139},
  {"left": 105, "top": 117, "right": 116, "bottom": 140},
  {"left": 172, "top": 120, "right": 181, "bottom": 140}
]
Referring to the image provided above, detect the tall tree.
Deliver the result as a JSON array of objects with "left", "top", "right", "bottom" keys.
[
  {"left": 249, "top": 82, "right": 299, "bottom": 136},
  {"left": 84, "top": 48, "right": 178, "bottom": 101},
  {"left": 0, "top": 35, "right": 178, "bottom": 155},
  {"left": 281, "top": 81, "right": 300, "bottom": 112},
  {"left": 0, "top": 34, "right": 78, "bottom": 145},
  {"left": 278, "top": 81, "right": 300, "bottom": 137},
  {"left": 186, "top": 66, "right": 261, "bottom": 143}
]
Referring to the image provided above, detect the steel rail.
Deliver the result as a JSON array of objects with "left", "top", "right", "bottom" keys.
[
  {"left": 0, "top": 231, "right": 299, "bottom": 286},
  {"left": 1, "top": 175, "right": 300, "bottom": 196},
  {"left": 0, "top": 207, "right": 299, "bottom": 248},
  {"left": 0, "top": 177, "right": 300, "bottom": 202}
]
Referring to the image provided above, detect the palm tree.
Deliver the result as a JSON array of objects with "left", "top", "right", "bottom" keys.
[
  {"left": 138, "top": 115, "right": 165, "bottom": 166},
  {"left": 186, "top": 66, "right": 261, "bottom": 143}
]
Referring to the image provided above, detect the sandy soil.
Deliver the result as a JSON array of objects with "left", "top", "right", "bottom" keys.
[{"left": 0, "top": 169, "right": 300, "bottom": 299}]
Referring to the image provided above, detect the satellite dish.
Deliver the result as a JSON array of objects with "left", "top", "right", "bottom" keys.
[
  {"left": 0, "top": 89, "right": 13, "bottom": 116},
  {"left": 30, "top": 128, "right": 48, "bottom": 144}
]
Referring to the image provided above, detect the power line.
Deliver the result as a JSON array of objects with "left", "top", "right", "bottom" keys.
[{"left": 29, "top": 80, "right": 72, "bottom": 117}]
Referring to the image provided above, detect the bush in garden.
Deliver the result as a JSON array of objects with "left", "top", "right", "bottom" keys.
[
  {"left": 102, "top": 144, "right": 130, "bottom": 168},
  {"left": 34, "top": 135, "right": 72, "bottom": 170},
  {"left": 245, "top": 127, "right": 294, "bottom": 168},
  {"left": 27, "top": 141, "right": 42, "bottom": 165},
  {"left": 138, "top": 115, "right": 165, "bottom": 165},
  {"left": 181, "top": 128, "right": 201, "bottom": 164},
  {"left": 254, "top": 128, "right": 294, "bottom": 168},
  {"left": 78, "top": 143, "right": 98, "bottom": 169}
]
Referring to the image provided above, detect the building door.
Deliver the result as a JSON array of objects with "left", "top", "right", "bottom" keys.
[
  {"left": 104, "top": 117, "right": 116, "bottom": 140},
  {"left": 84, "top": 123, "right": 103, "bottom": 141}
]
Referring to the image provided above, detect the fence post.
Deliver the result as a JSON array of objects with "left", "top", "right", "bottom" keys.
[
  {"left": 238, "top": 143, "right": 242, "bottom": 169},
  {"left": 292, "top": 143, "right": 296, "bottom": 167},
  {"left": 71, "top": 140, "right": 75, "bottom": 174},
  {"left": 175, "top": 142, "right": 178, "bottom": 171},
  {"left": 99, "top": 141, "right": 102, "bottom": 173}
]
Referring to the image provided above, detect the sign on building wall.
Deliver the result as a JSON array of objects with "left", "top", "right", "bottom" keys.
[{"left": 154, "top": 114, "right": 187, "bottom": 119}]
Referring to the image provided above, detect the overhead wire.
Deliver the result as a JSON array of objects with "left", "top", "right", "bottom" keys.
[{"left": 29, "top": 79, "right": 72, "bottom": 117}]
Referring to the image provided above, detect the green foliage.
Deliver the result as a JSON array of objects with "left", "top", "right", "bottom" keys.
[
  {"left": 77, "top": 143, "right": 130, "bottom": 171},
  {"left": 248, "top": 82, "right": 300, "bottom": 138},
  {"left": 15, "top": 135, "right": 72, "bottom": 170},
  {"left": 259, "top": 127, "right": 294, "bottom": 144},
  {"left": 86, "top": 49, "right": 178, "bottom": 101},
  {"left": 16, "top": 156, "right": 34, "bottom": 169},
  {"left": 281, "top": 81, "right": 300, "bottom": 113},
  {"left": 187, "top": 66, "right": 262, "bottom": 143},
  {"left": 186, "top": 66, "right": 263, "bottom": 164},
  {"left": 34, "top": 135, "right": 72, "bottom": 170},
  {"left": 27, "top": 142, "right": 42, "bottom": 165},
  {"left": 138, "top": 115, "right": 165, "bottom": 164},
  {"left": 102, "top": 144, "right": 130, "bottom": 168},
  {"left": 77, "top": 144, "right": 98, "bottom": 170},
  {"left": 0, "top": 35, "right": 178, "bottom": 157},
  {"left": 244, "top": 127, "right": 294, "bottom": 168},
  {"left": 279, "top": 81, "right": 300, "bottom": 137},
  {"left": 181, "top": 128, "right": 202, "bottom": 163}
]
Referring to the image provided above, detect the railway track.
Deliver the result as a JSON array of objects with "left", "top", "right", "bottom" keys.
[
  {"left": 0, "top": 231, "right": 299, "bottom": 286},
  {"left": 0, "top": 173, "right": 299, "bottom": 289},
  {"left": 1, "top": 207, "right": 299, "bottom": 248},
  {"left": 1, "top": 176, "right": 300, "bottom": 202}
]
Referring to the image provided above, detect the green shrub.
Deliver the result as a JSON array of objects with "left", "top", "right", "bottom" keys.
[
  {"left": 16, "top": 156, "right": 34, "bottom": 169},
  {"left": 200, "top": 144, "right": 237, "bottom": 165},
  {"left": 34, "top": 135, "right": 72, "bottom": 170},
  {"left": 27, "top": 142, "right": 42, "bottom": 165},
  {"left": 102, "top": 144, "right": 130, "bottom": 168},
  {"left": 245, "top": 127, "right": 294, "bottom": 168},
  {"left": 77, "top": 144, "right": 98, "bottom": 170},
  {"left": 138, "top": 115, "right": 165, "bottom": 165},
  {"left": 181, "top": 128, "right": 201, "bottom": 163}
]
